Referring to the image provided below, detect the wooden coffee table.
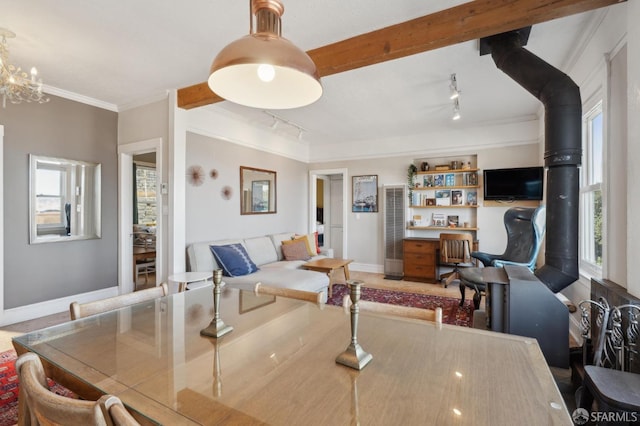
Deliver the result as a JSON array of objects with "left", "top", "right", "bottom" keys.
[{"left": 302, "top": 258, "right": 353, "bottom": 297}]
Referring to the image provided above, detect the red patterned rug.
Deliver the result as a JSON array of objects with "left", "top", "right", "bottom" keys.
[
  {"left": 0, "top": 349, "right": 77, "bottom": 426},
  {"left": 327, "top": 284, "right": 474, "bottom": 327}
]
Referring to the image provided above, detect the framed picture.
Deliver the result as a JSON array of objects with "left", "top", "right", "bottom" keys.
[
  {"left": 426, "top": 198, "right": 436, "bottom": 206},
  {"left": 447, "top": 215, "right": 459, "bottom": 227},
  {"left": 433, "top": 174, "right": 444, "bottom": 187},
  {"left": 352, "top": 175, "right": 378, "bottom": 212}
]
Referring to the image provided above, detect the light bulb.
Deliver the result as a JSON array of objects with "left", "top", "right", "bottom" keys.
[
  {"left": 257, "top": 64, "right": 275, "bottom": 82},
  {"left": 449, "top": 87, "right": 459, "bottom": 100},
  {"left": 452, "top": 110, "right": 461, "bottom": 121},
  {"left": 30, "top": 67, "right": 38, "bottom": 76}
]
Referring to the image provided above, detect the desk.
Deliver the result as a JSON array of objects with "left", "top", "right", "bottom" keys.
[{"left": 13, "top": 287, "right": 571, "bottom": 425}]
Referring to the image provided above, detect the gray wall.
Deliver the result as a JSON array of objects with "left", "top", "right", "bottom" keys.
[
  {"left": 185, "top": 132, "right": 308, "bottom": 245},
  {"left": 1, "top": 95, "right": 117, "bottom": 308}
]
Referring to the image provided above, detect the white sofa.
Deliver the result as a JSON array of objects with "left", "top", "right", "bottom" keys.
[{"left": 186, "top": 232, "right": 330, "bottom": 300}]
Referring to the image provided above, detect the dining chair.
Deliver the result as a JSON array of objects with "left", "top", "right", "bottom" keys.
[
  {"left": 15, "top": 352, "right": 141, "bottom": 426},
  {"left": 438, "top": 232, "right": 474, "bottom": 288},
  {"left": 254, "top": 282, "right": 324, "bottom": 304},
  {"left": 578, "top": 303, "right": 640, "bottom": 415},
  {"left": 342, "top": 295, "right": 443, "bottom": 324},
  {"left": 69, "top": 283, "right": 169, "bottom": 320}
]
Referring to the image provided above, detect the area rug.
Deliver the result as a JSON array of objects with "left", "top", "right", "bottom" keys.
[
  {"left": 327, "top": 284, "right": 474, "bottom": 327},
  {"left": 0, "top": 349, "right": 77, "bottom": 426}
]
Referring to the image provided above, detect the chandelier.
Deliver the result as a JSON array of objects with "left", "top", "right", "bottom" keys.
[{"left": 0, "top": 28, "right": 49, "bottom": 108}]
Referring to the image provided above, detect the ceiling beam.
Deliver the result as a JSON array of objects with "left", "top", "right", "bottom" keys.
[{"left": 177, "top": 0, "right": 625, "bottom": 109}]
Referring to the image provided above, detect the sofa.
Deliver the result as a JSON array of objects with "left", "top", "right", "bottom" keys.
[{"left": 186, "top": 232, "right": 331, "bottom": 301}]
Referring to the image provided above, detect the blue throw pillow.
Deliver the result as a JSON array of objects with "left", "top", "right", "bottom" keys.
[{"left": 209, "top": 244, "right": 259, "bottom": 277}]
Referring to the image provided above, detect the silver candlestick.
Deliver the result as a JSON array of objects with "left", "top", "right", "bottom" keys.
[
  {"left": 336, "top": 280, "right": 372, "bottom": 370},
  {"left": 201, "top": 269, "right": 233, "bottom": 338}
]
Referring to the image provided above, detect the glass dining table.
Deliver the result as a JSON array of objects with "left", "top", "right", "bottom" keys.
[{"left": 13, "top": 285, "right": 572, "bottom": 425}]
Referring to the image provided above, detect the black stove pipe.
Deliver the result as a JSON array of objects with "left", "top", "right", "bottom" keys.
[{"left": 485, "top": 30, "right": 581, "bottom": 293}]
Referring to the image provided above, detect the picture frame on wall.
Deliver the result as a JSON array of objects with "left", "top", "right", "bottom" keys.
[{"left": 352, "top": 175, "right": 378, "bottom": 212}]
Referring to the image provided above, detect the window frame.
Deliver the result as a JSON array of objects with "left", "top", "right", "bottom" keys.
[{"left": 579, "top": 100, "right": 604, "bottom": 278}]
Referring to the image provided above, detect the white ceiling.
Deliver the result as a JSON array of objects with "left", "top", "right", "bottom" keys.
[{"left": 2, "top": 1, "right": 606, "bottom": 148}]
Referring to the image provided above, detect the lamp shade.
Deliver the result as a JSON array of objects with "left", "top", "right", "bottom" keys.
[{"left": 208, "top": 32, "right": 322, "bottom": 109}]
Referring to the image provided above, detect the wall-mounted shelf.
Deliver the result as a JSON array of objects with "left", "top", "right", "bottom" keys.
[
  {"left": 408, "top": 226, "right": 479, "bottom": 231},
  {"left": 410, "top": 205, "right": 478, "bottom": 209}
]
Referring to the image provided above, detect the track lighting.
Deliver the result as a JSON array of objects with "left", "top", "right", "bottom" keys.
[
  {"left": 452, "top": 98, "right": 461, "bottom": 121},
  {"left": 449, "top": 73, "right": 460, "bottom": 100},
  {"left": 264, "top": 111, "right": 306, "bottom": 140}
]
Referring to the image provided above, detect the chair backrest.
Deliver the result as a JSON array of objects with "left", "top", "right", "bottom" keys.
[
  {"left": 254, "top": 282, "right": 324, "bottom": 304},
  {"left": 439, "top": 233, "right": 473, "bottom": 265},
  {"left": 578, "top": 297, "right": 615, "bottom": 368},
  {"left": 15, "top": 352, "right": 140, "bottom": 426},
  {"left": 492, "top": 205, "right": 546, "bottom": 270},
  {"left": 70, "top": 283, "right": 168, "bottom": 320},
  {"left": 611, "top": 304, "right": 640, "bottom": 372},
  {"left": 342, "top": 295, "right": 442, "bottom": 324}
]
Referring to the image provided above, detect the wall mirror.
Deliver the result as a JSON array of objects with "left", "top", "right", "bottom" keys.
[
  {"left": 29, "top": 154, "right": 101, "bottom": 244},
  {"left": 240, "top": 166, "right": 276, "bottom": 215}
]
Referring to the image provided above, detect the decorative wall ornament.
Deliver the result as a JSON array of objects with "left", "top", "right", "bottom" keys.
[
  {"left": 221, "top": 186, "right": 233, "bottom": 200},
  {"left": 210, "top": 169, "right": 219, "bottom": 180},
  {"left": 187, "top": 165, "right": 205, "bottom": 186}
]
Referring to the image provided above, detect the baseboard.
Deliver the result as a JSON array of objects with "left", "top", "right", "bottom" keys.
[
  {"left": 349, "top": 263, "right": 383, "bottom": 274},
  {"left": 1, "top": 287, "right": 119, "bottom": 326}
]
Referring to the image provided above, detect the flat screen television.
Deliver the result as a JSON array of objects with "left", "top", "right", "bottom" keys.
[{"left": 483, "top": 166, "right": 544, "bottom": 201}]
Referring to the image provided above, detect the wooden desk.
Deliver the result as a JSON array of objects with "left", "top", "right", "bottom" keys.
[
  {"left": 403, "top": 237, "right": 479, "bottom": 283},
  {"left": 13, "top": 287, "right": 571, "bottom": 425}
]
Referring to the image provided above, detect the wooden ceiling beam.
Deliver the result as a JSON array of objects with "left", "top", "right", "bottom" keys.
[{"left": 177, "top": 0, "right": 625, "bottom": 109}]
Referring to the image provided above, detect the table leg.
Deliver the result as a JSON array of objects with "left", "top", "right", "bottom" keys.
[
  {"left": 327, "top": 271, "right": 333, "bottom": 298},
  {"left": 343, "top": 264, "right": 351, "bottom": 281}
]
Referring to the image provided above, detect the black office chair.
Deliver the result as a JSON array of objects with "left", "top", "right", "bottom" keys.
[{"left": 458, "top": 206, "right": 546, "bottom": 309}]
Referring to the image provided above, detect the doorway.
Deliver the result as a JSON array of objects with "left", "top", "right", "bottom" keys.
[
  {"left": 309, "top": 168, "right": 347, "bottom": 259},
  {"left": 118, "top": 139, "right": 163, "bottom": 293}
]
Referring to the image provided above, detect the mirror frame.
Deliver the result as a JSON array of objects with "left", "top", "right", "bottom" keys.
[
  {"left": 240, "top": 166, "right": 277, "bottom": 215},
  {"left": 29, "top": 154, "right": 102, "bottom": 244}
]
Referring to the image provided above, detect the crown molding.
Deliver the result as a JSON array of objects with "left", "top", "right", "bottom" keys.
[{"left": 42, "top": 85, "right": 118, "bottom": 112}]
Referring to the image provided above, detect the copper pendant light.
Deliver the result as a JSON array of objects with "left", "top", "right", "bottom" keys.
[{"left": 208, "top": 0, "right": 322, "bottom": 109}]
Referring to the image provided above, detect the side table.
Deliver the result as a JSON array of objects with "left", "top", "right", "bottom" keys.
[{"left": 168, "top": 271, "right": 213, "bottom": 292}]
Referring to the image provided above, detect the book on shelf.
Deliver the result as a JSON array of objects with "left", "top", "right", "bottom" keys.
[
  {"left": 451, "top": 190, "right": 463, "bottom": 205},
  {"left": 445, "top": 173, "right": 455, "bottom": 186},
  {"left": 435, "top": 189, "right": 451, "bottom": 206},
  {"left": 467, "top": 190, "right": 477, "bottom": 205},
  {"left": 423, "top": 175, "right": 434, "bottom": 187},
  {"left": 433, "top": 174, "right": 444, "bottom": 187},
  {"left": 432, "top": 213, "right": 446, "bottom": 227},
  {"left": 464, "top": 172, "right": 478, "bottom": 186}
]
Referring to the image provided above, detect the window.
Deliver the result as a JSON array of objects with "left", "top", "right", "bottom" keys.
[
  {"left": 580, "top": 101, "right": 603, "bottom": 276},
  {"left": 35, "top": 165, "right": 66, "bottom": 230}
]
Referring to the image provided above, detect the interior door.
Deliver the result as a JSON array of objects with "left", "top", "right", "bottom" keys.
[{"left": 329, "top": 175, "right": 344, "bottom": 258}]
